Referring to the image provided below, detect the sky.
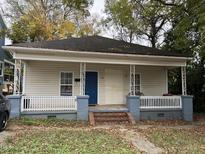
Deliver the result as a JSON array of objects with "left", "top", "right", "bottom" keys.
[{"left": 90, "top": 0, "right": 105, "bottom": 15}]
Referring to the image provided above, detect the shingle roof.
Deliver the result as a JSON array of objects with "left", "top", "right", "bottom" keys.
[{"left": 10, "top": 36, "right": 191, "bottom": 57}]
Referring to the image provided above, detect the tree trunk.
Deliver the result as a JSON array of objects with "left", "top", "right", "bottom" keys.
[
  {"left": 151, "top": 36, "right": 156, "bottom": 48},
  {"left": 129, "top": 31, "right": 133, "bottom": 43}
]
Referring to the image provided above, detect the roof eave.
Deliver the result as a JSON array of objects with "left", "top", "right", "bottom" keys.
[{"left": 2, "top": 46, "right": 192, "bottom": 60}]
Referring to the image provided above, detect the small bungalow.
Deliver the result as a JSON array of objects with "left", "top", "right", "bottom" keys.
[{"left": 3, "top": 36, "right": 193, "bottom": 124}]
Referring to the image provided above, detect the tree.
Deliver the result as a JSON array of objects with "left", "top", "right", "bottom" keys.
[
  {"left": 104, "top": 0, "right": 136, "bottom": 43},
  {"left": 163, "top": 0, "right": 205, "bottom": 112},
  {"left": 76, "top": 14, "right": 102, "bottom": 37},
  {"left": 104, "top": 0, "right": 170, "bottom": 47},
  {"left": 1, "top": 0, "right": 101, "bottom": 43}
]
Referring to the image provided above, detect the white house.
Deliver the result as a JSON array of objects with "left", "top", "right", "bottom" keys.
[{"left": 4, "top": 36, "right": 193, "bottom": 123}]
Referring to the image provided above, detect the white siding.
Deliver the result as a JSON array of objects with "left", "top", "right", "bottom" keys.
[{"left": 25, "top": 61, "right": 168, "bottom": 105}]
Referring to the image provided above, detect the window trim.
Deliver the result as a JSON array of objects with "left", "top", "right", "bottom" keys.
[
  {"left": 59, "top": 71, "right": 74, "bottom": 96},
  {"left": 0, "top": 61, "right": 4, "bottom": 77}
]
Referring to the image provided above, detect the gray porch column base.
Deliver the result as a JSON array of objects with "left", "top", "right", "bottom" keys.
[
  {"left": 6, "top": 95, "right": 22, "bottom": 119},
  {"left": 127, "top": 95, "right": 140, "bottom": 121},
  {"left": 182, "top": 95, "right": 193, "bottom": 121},
  {"left": 77, "top": 95, "right": 89, "bottom": 121}
]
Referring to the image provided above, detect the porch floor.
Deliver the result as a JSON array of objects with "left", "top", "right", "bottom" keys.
[{"left": 89, "top": 104, "right": 129, "bottom": 112}]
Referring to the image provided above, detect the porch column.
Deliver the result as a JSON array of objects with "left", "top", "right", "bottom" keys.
[
  {"left": 14, "top": 59, "right": 22, "bottom": 95},
  {"left": 6, "top": 95, "right": 22, "bottom": 118},
  {"left": 181, "top": 66, "right": 187, "bottom": 95},
  {"left": 22, "top": 62, "right": 26, "bottom": 94},
  {"left": 77, "top": 95, "right": 89, "bottom": 121},
  {"left": 182, "top": 95, "right": 193, "bottom": 121},
  {"left": 130, "top": 65, "right": 136, "bottom": 96},
  {"left": 127, "top": 96, "right": 140, "bottom": 121},
  {"left": 80, "top": 62, "right": 86, "bottom": 95}
]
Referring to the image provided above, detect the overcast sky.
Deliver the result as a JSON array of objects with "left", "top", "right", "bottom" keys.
[{"left": 90, "top": 0, "right": 105, "bottom": 15}]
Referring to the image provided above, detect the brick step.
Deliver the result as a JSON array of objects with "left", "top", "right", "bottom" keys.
[
  {"left": 89, "top": 112, "right": 136, "bottom": 126},
  {"left": 95, "top": 117, "right": 129, "bottom": 122},
  {"left": 95, "top": 121, "right": 130, "bottom": 125},
  {"left": 93, "top": 112, "right": 127, "bottom": 117}
]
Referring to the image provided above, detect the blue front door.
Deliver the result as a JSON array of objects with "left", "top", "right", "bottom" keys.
[{"left": 85, "top": 72, "right": 98, "bottom": 105}]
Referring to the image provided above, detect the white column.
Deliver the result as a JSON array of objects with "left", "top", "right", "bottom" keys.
[
  {"left": 165, "top": 68, "right": 168, "bottom": 93},
  {"left": 181, "top": 66, "right": 187, "bottom": 95},
  {"left": 22, "top": 62, "right": 26, "bottom": 94},
  {"left": 80, "top": 62, "right": 86, "bottom": 95},
  {"left": 130, "top": 65, "right": 136, "bottom": 96},
  {"left": 14, "top": 59, "right": 21, "bottom": 95}
]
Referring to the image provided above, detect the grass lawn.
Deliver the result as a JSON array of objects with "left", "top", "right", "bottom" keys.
[
  {"left": 2, "top": 116, "right": 205, "bottom": 153},
  {"left": 10, "top": 117, "right": 87, "bottom": 127},
  {"left": 0, "top": 119, "right": 139, "bottom": 154},
  {"left": 139, "top": 125, "right": 205, "bottom": 154}
]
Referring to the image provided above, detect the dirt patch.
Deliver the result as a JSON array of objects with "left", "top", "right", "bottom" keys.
[
  {"left": 0, "top": 131, "right": 15, "bottom": 146},
  {"left": 194, "top": 113, "right": 205, "bottom": 122},
  {"left": 0, "top": 123, "right": 20, "bottom": 146}
]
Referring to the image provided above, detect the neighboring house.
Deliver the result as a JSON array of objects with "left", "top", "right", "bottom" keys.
[
  {"left": 4, "top": 36, "right": 193, "bottom": 123},
  {"left": 0, "top": 15, "right": 14, "bottom": 95}
]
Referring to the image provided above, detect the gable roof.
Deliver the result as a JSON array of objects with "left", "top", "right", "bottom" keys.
[{"left": 9, "top": 36, "right": 191, "bottom": 58}]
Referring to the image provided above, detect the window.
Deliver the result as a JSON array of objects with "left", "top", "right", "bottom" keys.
[
  {"left": 60, "top": 72, "right": 73, "bottom": 96},
  {"left": 0, "top": 62, "right": 3, "bottom": 76},
  {"left": 4, "top": 62, "right": 14, "bottom": 82},
  {"left": 135, "top": 74, "right": 141, "bottom": 94}
]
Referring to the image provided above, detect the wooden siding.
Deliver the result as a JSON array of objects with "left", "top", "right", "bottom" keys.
[{"left": 25, "top": 61, "right": 168, "bottom": 105}]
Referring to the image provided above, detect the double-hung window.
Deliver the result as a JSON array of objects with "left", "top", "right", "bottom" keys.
[{"left": 60, "top": 72, "right": 73, "bottom": 96}]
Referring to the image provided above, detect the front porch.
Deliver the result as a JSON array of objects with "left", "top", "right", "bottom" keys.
[
  {"left": 17, "top": 61, "right": 187, "bottom": 106},
  {"left": 7, "top": 60, "right": 193, "bottom": 122},
  {"left": 8, "top": 55, "right": 192, "bottom": 123},
  {"left": 17, "top": 60, "right": 187, "bottom": 102}
]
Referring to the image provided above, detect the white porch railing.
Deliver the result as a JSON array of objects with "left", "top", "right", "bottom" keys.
[
  {"left": 140, "top": 96, "right": 182, "bottom": 109},
  {"left": 21, "top": 96, "right": 77, "bottom": 112}
]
